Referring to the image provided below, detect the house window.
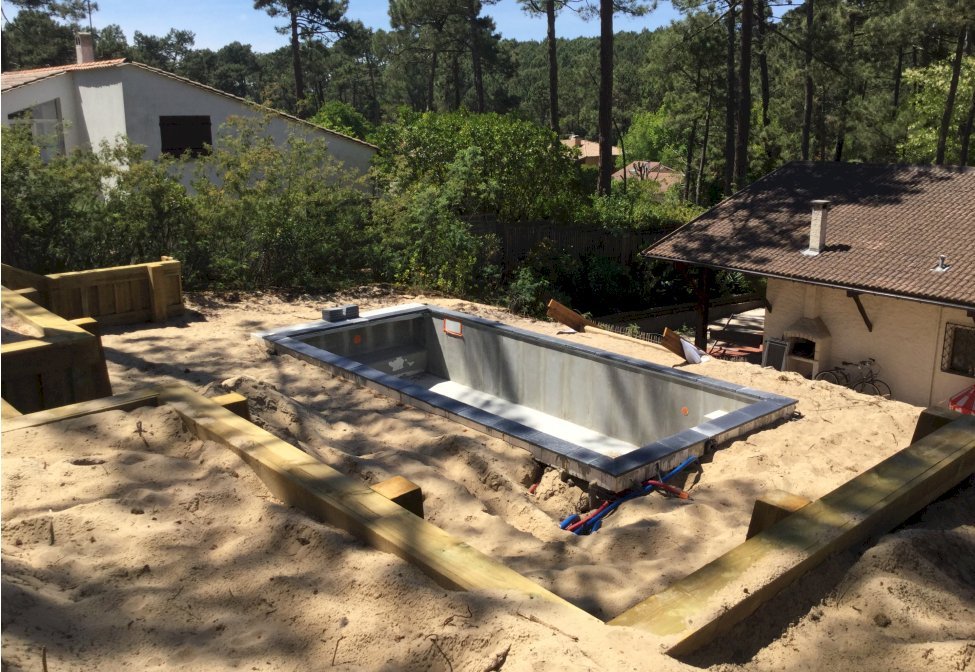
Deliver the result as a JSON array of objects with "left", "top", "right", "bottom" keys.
[
  {"left": 8, "top": 98, "right": 65, "bottom": 159},
  {"left": 159, "top": 115, "right": 212, "bottom": 157},
  {"left": 942, "top": 323, "right": 975, "bottom": 378}
]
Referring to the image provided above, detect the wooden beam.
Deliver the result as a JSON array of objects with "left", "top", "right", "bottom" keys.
[
  {"left": 745, "top": 490, "right": 811, "bottom": 539},
  {"left": 1, "top": 388, "right": 162, "bottom": 433},
  {"left": 371, "top": 475, "right": 424, "bottom": 518},
  {"left": 210, "top": 392, "right": 251, "bottom": 421},
  {"left": 910, "top": 406, "right": 962, "bottom": 444},
  {"left": 156, "top": 384, "right": 589, "bottom": 611},
  {"left": 609, "top": 415, "right": 975, "bottom": 656},
  {"left": 846, "top": 291, "right": 873, "bottom": 332},
  {"left": 2, "top": 397, "right": 23, "bottom": 419}
]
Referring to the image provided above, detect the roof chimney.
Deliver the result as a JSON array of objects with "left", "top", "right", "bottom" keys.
[
  {"left": 75, "top": 32, "right": 95, "bottom": 64},
  {"left": 802, "top": 200, "right": 830, "bottom": 256}
]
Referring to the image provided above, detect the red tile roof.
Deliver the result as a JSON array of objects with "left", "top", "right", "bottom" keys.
[
  {"left": 642, "top": 161, "right": 975, "bottom": 310},
  {"left": 1, "top": 59, "right": 127, "bottom": 91},
  {"left": 612, "top": 160, "right": 683, "bottom": 189}
]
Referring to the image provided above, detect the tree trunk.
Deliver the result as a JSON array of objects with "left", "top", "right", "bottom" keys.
[
  {"left": 936, "top": 25, "right": 968, "bottom": 165},
  {"left": 959, "top": 75, "right": 975, "bottom": 165},
  {"left": 546, "top": 0, "right": 560, "bottom": 134},
  {"left": 597, "top": 0, "right": 614, "bottom": 197},
  {"left": 451, "top": 52, "right": 462, "bottom": 110},
  {"left": 892, "top": 46, "right": 903, "bottom": 116},
  {"left": 468, "top": 1, "right": 485, "bottom": 113},
  {"left": 684, "top": 66, "right": 702, "bottom": 201},
  {"left": 801, "top": 0, "right": 814, "bottom": 161},
  {"left": 427, "top": 48, "right": 438, "bottom": 111},
  {"left": 290, "top": 9, "right": 305, "bottom": 113},
  {"left": 756, "top": 0, "right": 770, "bottom": 128},
  {"left": 697, "top": 80, "right": 713, "bottom": 205},
  {"left": 684, "top": 119, "right": 698, "bottom": 201},
  {"left": 724, "top": 1, "right": 737, "bottom": 195},
  {"left": 735, "top": 0, "right": 752, "bottom": 190}
]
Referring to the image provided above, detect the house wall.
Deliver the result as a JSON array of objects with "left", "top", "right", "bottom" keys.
[
  {"left": 1, "top": 74, "right": 87, "bottom": 150},
  {"left": 4, "top": 64, "right": 375, "bottom": 177},
  {"left": 75, "top": 76, "right": 126, "bottom": 150},
  {"left": 765, "top": 278, "right": 973, "bottom": 407},
  {"left": 72, "top": 65, "right": 374, "bottom": 176}
]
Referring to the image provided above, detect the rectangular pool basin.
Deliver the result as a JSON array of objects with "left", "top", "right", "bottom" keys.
[{"left": 256, "top": 304, "right": 796, "bottom": 491}]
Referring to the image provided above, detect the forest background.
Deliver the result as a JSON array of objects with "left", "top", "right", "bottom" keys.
[{"left": 2, "top": 0, "right": 974, "bottom": 317}]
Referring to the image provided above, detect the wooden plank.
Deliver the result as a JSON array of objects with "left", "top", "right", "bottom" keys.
[
  {"left": 1, "top": 388, "right": 162, "bottom": 433},
  {"left": 745, "top": 490, "right": 811, "bottom": 539},
  {"left": 609, "top": 416, "right": 975, "bottom": 656},
  {"left": 661, "top": 327, "right": 687, "bottom": 359},
  {"left": 546, "top": 298, "right": 593, "bottom": 332},
  {"left": 157, "top": 384, "right": 588, "bottom": 610}
]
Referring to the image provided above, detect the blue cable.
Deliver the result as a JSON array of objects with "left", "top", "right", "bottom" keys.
[{"left": 567, "top": 455, "right": 698, "bottom": 536}]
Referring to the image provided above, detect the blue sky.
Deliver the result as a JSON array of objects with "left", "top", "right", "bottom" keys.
[{"left": 2, "top": 1, "right": 686, "bottom": 52}]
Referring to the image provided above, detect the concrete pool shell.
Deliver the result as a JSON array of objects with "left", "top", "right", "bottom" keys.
[{"left": 257, "top": 304, "right": 797, "bottom": 491}]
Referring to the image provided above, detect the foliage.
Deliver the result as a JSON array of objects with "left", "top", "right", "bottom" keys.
[
  {"left": 899, "top": 56, "right": 975, "bottom": 164},
  {"left": 372, "top": 110, "right": 583, "bottom": 221},
  {"left": 190, "top": 116, "right": 371, "bottom": 290},
  {"left": 310, "top": 100, "right": 375, "bottom": 140}
]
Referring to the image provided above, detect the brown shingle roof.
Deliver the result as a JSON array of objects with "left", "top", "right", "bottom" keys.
[
  {"left": 1, "top": 59, "right": 127, "bottom": 91},
  {"left": 642, "top": 161, "right": 975, "bottom": 310}
]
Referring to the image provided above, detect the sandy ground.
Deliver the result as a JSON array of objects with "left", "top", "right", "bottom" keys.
[{"left": 3, "top": 287, "right": 973, "bottom": 671}]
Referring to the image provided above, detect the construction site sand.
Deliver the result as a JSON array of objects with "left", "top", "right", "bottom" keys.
[{"left": 3, "top": 288, "right": 973, "bottom": 671}]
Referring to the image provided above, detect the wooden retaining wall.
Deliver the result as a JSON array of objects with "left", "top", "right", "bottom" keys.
[
  {"left": 1, "top": 257, "right": 183, "bottom": 325},
  {"left": 1, "top": 288, "right": 112, "bottom": 414}
]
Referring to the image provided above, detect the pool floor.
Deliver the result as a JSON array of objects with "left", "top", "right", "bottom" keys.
[{"left": 408, "top": 373, "right": 639, "bottom": 459}]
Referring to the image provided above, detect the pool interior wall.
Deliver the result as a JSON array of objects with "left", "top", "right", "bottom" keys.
[{"left": 257, "top": 304, "right": 796, "bottom": 492}]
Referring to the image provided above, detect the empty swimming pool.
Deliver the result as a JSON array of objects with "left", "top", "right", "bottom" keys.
[{"left": 257, "top": 304, "right": 796, "bottom": 491}]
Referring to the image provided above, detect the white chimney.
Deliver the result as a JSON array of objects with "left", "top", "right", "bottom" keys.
[
  {"left": 75, "top": 33, "right": 95, "bottom": 64},
  {"left": 802, "top": 200, "right": 830, "bottom": 256}
]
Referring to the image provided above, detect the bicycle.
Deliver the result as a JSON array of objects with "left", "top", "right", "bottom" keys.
[{"left": 815, "top": 358, "right": 892, "bottom": 398}]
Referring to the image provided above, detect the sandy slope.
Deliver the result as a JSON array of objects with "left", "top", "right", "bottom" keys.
[{"left": 2, "top": 288, "right": 972, "bottom": 671}]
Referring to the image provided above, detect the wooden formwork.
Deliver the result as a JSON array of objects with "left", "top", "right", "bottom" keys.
[
  {"left": 1, "top": 257, "right": 184, "bottom": 326},
  {"left": 4, "top": 386, "right": 973, "bottom": 658},
  {"left": 1, "top": 288, "right": 113, "bottom": 414}
]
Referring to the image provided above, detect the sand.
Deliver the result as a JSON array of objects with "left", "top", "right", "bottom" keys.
[{"left": 3, "top": 287, "right": 973, "bottom": 671}]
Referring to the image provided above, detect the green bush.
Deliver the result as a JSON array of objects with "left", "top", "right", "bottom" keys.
[{"left": 190, "top": 116, "right": 371, "bottom": 290}]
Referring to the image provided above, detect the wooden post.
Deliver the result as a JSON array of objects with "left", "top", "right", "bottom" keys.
[
  {"left": 146, "top": 263, "right": 168, "bottom": 322},
  {"left": 694, "top": 267, "right": 712, "bottom": 351}
]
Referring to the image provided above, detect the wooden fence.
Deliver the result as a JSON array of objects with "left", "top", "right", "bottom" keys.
[
  {"left": 1, "top": 257, "right": 184, "bottom": 325},
  {"left": 466, "top": 218, "right": 678, "bottom": 271},
  {"left": 1, "top": 288, "right": 112, "bottom": 414}
]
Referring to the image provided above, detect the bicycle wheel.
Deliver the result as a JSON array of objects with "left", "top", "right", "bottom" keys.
[
  {"left": 854, "top": 381, "right": 882, "bottom": 396},
  {"left": 815, "top": 369, "right": 847, "bottom": 386},
  {"left": 872, "top": 380, "right": 892, "bottom": 399}
]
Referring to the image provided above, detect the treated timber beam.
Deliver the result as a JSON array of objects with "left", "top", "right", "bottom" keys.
[
  {"left": 2, "top": 388, "right": 163, "bottom": 433},
  {"left": 609, "top": 415, "right": 975, "bottom": 656},
  {"left": 156, "top": 384, "right": 587, "bottom": 611},
  {"left": 1, "top": 388, "right": 250, "bottom": 433},
  {"left": 2, "top": 397, "right": 22, "bottom": 419}
]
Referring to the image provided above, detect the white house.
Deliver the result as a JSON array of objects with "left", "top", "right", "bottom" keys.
[
  {"left": 1, "top": 36, "right": 376, "bottom": 174},
  {"left": 643, "top": 161, "right": 975, "bottom": 408}
]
